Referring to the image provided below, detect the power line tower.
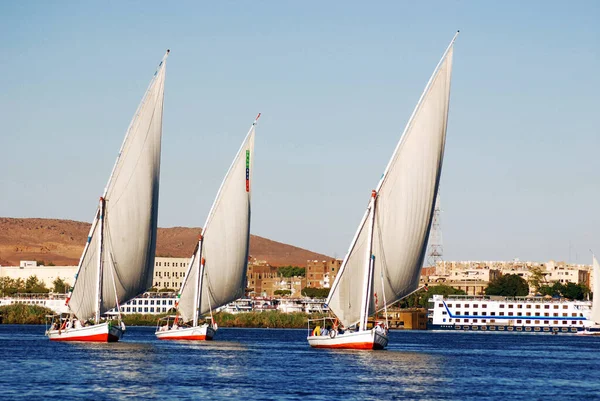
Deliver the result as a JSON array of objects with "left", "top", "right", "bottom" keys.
[{"left": 427, "top": 194, "right": 443, "bottom": 268}]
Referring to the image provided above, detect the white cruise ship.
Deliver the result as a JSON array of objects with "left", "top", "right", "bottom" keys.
[{"left": 428, "top": 294, "right": 592, "bottom": 333}]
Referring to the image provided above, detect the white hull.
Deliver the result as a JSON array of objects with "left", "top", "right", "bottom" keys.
[
  {"left": 307, "top": 329, "right": 388, "bottom": 350},
  {"left": 46, "top": 322, "right": 123, "bottom": 342},
  {"left": 155, "top": 324, "right": 216, "bottom": 341}
]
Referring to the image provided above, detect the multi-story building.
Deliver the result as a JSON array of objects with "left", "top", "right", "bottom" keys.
[
  {"left": 151, "top": 257, "right": 189, "bottom": 291},
  {"left": 0, "top": 262, "right": 77, "bottom": 290},
  {"left": 306, "top": 259, "right": 342, "bottom": 288}
]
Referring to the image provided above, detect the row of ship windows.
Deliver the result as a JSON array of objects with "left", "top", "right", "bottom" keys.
[
  {"left": 443, "top": 318, "right": 583, "bottom": 325},
  {"left": 124, "top": 307, "right": 169, "bottom": 313},
  {"left": 441, "top": 311, "right": 582, "bottom": 317},
  {"left": 155, "top": 272, "right": 186, "bottom": 278},
  {"left": 442, "top": 303, "right": 570, "bottom": 310},
  {"left": 124, "top": 299, "right": 174, "bottom": 306}
]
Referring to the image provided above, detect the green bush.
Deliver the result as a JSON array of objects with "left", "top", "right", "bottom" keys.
[{"left": 0, "top": 304, "right": 54, "bottom": 324}]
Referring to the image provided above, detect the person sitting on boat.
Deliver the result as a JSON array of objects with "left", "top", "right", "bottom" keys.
[
  {"left": 374, "top": 322, "right": 385, "bottom": 334},
  {"left": 66, "top": 320, "right": 72, "bottom": 329},
  {"left": 312, "top": 326, "right": 321, "bottom": 336},
  {"left": 321, "top": 326, "right": 330, "bottom": 336},
  {"left": 172, "top": 322, "right": 179, "bottom": 330}
]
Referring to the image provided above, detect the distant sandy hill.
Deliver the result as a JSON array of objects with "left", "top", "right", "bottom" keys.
[{"left": 0, "top": 217, "right": 332, "bottom": 267}]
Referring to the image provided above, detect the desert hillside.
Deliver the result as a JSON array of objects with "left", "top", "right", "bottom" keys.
[{"left": 0, "top": 218, "right": 332, "bottom": 267}]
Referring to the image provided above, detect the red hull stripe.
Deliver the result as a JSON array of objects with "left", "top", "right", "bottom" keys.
[
  {"left": 312, "top": 342, "right": 383, "bottom": 350},
  {"left": 50, "top": 333, "right": 120, "bottom": 343},
  {"left": 158, "top": 335, "right": 213, "bottom": 341}
]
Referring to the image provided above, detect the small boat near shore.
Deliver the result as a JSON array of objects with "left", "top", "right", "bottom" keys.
[
  {"left": 308, "top": 32, "right": 458, "bottom": 350},
  {"left": 46, "top": 50, "right": 169, "bottom": 342}
]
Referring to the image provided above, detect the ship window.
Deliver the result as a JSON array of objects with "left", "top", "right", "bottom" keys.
[
  {"left": 482, "top": 304, "right": 487, "bottom": 308},
  {"left": 517, "top": 320, "right": 522, "bottom": 324},
  {"left": 438, "top": 304, "right": 443, "bottom": 307},
  {"left": 517, "top": 304, "right": 523, "bottom": 309},
  {"left": 517, "top": 312, "right": 522, "bottom": 316},
  {"left": 526, "top": 320, "right": 531, "bottom": 324},
  {"left": 562, "top": 321, "right": 567, "bottom": 325},
  {"left": 442, "top": 311, "right": 447, "bottom": 315},
  {"left": 499, "top": 304, "right": 505, "bottom": 308},
  {"left": 491, "top": 312, "right": 496, "bottom": 316},
  {"left": 535, "top": 320, "right": 540, "bottom": 324},
  {"left": 553, "top": 313, "right": 558, "bottom": 317},
  {"left": 563, "top": 313, "right": 568, "bottom": 317},
  {"left": 472, "top": 319, "right": 478, "bottom": 323},
  {"left": 443, "top": 318, "right": 446, "bottom": 322},
  {"left": 572, "top": 321, "right": 577, "bottom": 325},
  {"left": 508, "top": 312, "right": 513, "bottom": 316},
  {"left": 455, "top": 319, "right": 460, "bottom": 323},
  {"left": 535, "top": 305, "right": 540, "bottom": 309},
  {"left": 535, "top": 313, "right": 540, "bottom": 316},
  {"left": 526, "top": 305, "right": 532, "bottom": 309},
  {"left": 554, "top": 321, "right": 558, "bottom": 325},
  {"left": 464, "top": 319, "right": 469, "bottom": 322},
  {"left": 526, "top": 312, "right": 531, "bottom": 316},
  {"left": 499, "top": 312, "right": 505, "bottom": 316},
  {"left": 473, "top": 304, "right": 478, "bottom": 308},
  {"left": 464, "top": 304, "right": 470, "bottom": 308},
  {"left": 473, "top": 312, "right": 478, "bottom": 315},
  {"left": 447, "top": 304, "right": 452, "bottom": 307},
  {"left": 490, "top": 319, "right": 495, "bottom": 323},
  {"left": 572, "top": 313, "right": 577, "bottom": 317},
  {"left": 563, "top": 305, "right": 568, "bottom": 309},
  {"left": 554, "top": 305, "right": 559, "bottom": 309},
  {"left": 456, "top": 311, "right": 461, "bottom": 315},
  {"left": 544, "top": 305, "right": 550, "bottom": 309},
  {"left": 544, "top": 313, "right": 549, "bottom": 317},
  {"left": 482, "top": 319, "right": 486, "bottom": 323},
  {"left": 455, "top": 304, "right": 461, "bottom": 308},
  {"left": 508, "top": 304, "right": 514, "bottom": 308}
]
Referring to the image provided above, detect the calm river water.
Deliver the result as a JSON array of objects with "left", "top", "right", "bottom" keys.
[{"left": 1, "top": 325, "right": 599, "bottom": 400}]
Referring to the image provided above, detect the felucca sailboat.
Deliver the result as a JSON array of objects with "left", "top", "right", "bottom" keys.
[
  {"left": 155, "top": 114, "right": 258, "bottom": 341},
  {"left": 308, "top": 33, "right": 458, "bottom": 350},
  {"left": 46, "top": 50, "right": 169, "bottom": 342}
]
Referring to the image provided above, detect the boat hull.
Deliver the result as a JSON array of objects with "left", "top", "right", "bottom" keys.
[
  {"left": 307, "top": 329, "right": 388, "bottom": 350},
  {"left": 46, "top": 322, "right": 123, "bottom": 342},
  {"left": 155, "top": 325, "right": 216, "bottom": 341}
]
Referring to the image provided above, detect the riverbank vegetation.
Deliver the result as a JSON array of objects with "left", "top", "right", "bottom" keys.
[{"left": 0, "top": 304, "right": 54, "bottom": 324}]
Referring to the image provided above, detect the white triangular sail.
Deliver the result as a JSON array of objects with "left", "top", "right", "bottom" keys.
[
  {"left": 177, "top": 118, "right": 256, "bottom": 323},
  {"left": 327, "top": 34, "right": 456, "bottom": 328},
  {"left": 68, "top": 52, "right": 168, "bottom": 320},
  {"left": 592, "top": 256, "right": 600, "bottom": 324}
]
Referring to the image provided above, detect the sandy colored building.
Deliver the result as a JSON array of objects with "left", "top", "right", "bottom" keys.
[{"left": 306, "top": 259, "right": 342, "bottom": 288}]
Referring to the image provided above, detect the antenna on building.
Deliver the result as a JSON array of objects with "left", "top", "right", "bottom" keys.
[{"left": 427, "top": 193, "right": 443, "bottom": 268}]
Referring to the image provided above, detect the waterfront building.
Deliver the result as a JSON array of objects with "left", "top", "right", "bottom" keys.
[
  {"left": 306, "top": 259, "right": 342, "bottom": 288},
  {"left": 0, "top": 263, "right": 77, "bottom": 290},
  {"left": 151, "top": 257, "right": 189, "bottom": 290}
]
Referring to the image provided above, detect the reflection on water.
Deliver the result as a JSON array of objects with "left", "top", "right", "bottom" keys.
[{"left": 1, "top": 326, "right": 600, "bottom": 400}]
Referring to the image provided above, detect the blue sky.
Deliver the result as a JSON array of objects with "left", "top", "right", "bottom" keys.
[{"left": 1, "top": 1, "right": 598, "bottom": 263}]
